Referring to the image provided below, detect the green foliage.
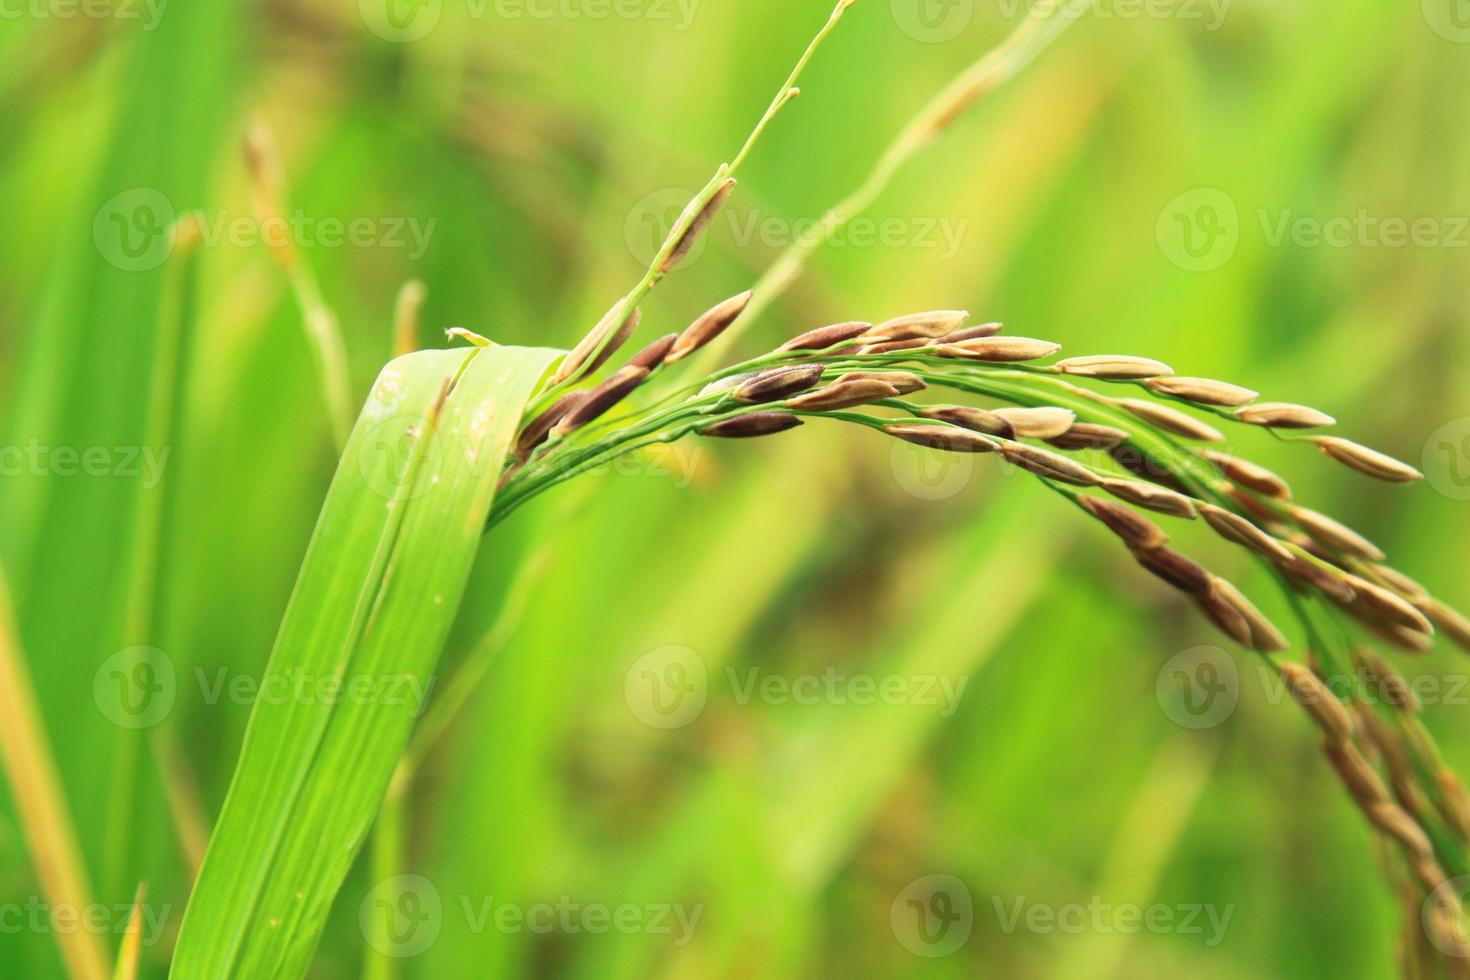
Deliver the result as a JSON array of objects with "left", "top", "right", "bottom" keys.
[
  {"left": 171, "top": 346, "right": 559, "bottom": 977},
  {"left": 1, "top": 2, "right": 1468, "bottom": 979}
]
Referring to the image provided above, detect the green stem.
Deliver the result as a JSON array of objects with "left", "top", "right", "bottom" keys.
[{"left": 526, "top": 0, "right": 857, "bottom": 416}]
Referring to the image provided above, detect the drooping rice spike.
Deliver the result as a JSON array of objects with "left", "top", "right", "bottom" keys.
[
  {"left": 1236, "top": 402, "right": 1337, "bottom": 429},
  {"left": 1280, "top": 663, "right": 1355, "bottom": 743},
  {"left": 835, "top": 370, "right": 926, "bottom": 394},
  {"left": 786, "top": 378, "right": 901, "bottom": 411},
  {"left": 1291, "top": 506, "right": 1386, "bottom": 562},
  {"left": 659, "top": 177, "right": 736, "bottom": 274},
  {"left": 1046, "top": 423, "right": 1130, "bottom": 451},
  {"left": 1117, "top": 399, "right": 1225, "bottom": 442},
  {"left": 938, "top": 322, "right": 1003, "bottom": 343},
  {"left": 1315, "top": 436, "right": 1424, "bottom": 484},
  {"left": 700, "top": 412, "right": 803, "bottom": 438},
  {"left": 552, "top": 366, "right": 650, "bottom": 436},
  {"left": 920, "top": 405, "right": 1012, "bottom": 437},
  {"left": 1054, "top": 355, "right": 1174, "bottom": 379},
  {"left": 1131, "top": 545, "right": 1212, "bottom": 594},
  {"left": 779, "top": 321, "right": 873, "bottom": 352},
  {"left": 1077, "top": 496, "right": 1169, "bottom": 550},
  {"left": 1197, "top": 503, "right": 1295, "bottom": 563},
  {"left": 1202, "top": 451, "right": 1292, "bottom": 499},
  {"left": 666, "top": 290, "right": 753, "bottom": 363},
  {"left": 935, "top": 337, "right": 1061, "bottom": 362},
  {"left": 991, "top": 407, "right": 1075, "bottom": 439},
  {"left": 557, "top": 300, "right": 641, "bottom": 383},
  {"left": 1146, "top": 376, "right": 1259, "bottom": 406},
  {"left": 861, "top": 310, "right": 969, "bottom": 343},
  {"left": 1000, "top": 443, "right": 1100, "bottom": 486},
  {"left": 734, "top": 364, "right": 826, "bottom": 403},
  {"left": 883, "top": 422, "right": 997, "bottom": 453},
  {"left": 1099, "top": 477, "right": 1197, "bottom": 518}
]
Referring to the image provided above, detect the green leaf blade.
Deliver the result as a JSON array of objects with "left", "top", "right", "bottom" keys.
[{"left": 171, "top": 345, "right": 560, "bottom": 979}]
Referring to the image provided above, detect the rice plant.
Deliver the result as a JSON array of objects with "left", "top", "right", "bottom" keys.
[{"left": 4, "top": 0, "right": 1468, "bottom": 977}]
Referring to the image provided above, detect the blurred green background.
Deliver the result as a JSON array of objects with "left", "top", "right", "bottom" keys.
[{"left": 2, "top": 0, "right": 1469, "bottom": 976}]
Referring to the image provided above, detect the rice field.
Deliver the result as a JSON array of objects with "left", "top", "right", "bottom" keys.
[{"left": 2, "top": 0, "right": 1470, "bottom": 977}]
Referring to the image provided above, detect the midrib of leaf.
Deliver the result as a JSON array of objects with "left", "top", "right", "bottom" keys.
[{"left": 171, "top": 344, "right": 561, "bottom": 979}]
